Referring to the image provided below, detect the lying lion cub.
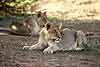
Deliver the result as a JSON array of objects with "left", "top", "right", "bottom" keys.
[{"left": 23, "top": 22, "right": 87, "bottom": 54}]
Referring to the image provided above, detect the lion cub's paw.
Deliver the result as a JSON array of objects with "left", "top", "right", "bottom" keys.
[
  {"left": 74, "top": 47, "right": 84, "bottom": 50},
  {"left": 43, "top": 48, "right": 54, "bottom": 54},
  {"left": 23, "top": 46, "right": 30, "bottom": 50}
]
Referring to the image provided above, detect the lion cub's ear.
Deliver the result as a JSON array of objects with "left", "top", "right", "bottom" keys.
[
  {"left": 45, "top": 23, "right": 51, "bottom": 30},
  {"left": 36, "top": 10, "right": 47, "bottom": 18},
  {"left": 37, "top": 11, "right": 42, "bottom": 17}
]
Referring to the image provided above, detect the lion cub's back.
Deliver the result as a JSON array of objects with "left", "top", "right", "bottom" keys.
[{"left": 61, "top": 28, "right": 76, "bottom": 49}]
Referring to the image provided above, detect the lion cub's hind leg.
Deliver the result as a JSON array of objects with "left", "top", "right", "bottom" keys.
[{"left": 74, "top": 30, "right": 87, "bottom": 50}]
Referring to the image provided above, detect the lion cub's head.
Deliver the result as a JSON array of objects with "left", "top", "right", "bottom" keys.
[{"left": 44, "top": 22, "right": 62, "bottom": 42}]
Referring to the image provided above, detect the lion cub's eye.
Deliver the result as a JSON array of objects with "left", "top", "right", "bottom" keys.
[
  {"left": 50, "top": 38, "right": 61, "bottom": 43},
  {"left": 50, "top": 39, "right": 56, "bottom": 41}
]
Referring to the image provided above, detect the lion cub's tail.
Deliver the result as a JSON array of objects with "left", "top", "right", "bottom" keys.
[{"left": 75, "top": 30, "right": 87, "bottom": 48}]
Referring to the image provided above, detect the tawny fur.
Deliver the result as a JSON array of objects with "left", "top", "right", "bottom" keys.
[{"left": 23, "top": 22, "right": 87, "bottom": 54}]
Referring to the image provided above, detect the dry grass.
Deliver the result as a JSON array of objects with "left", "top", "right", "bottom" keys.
[{"left": 29, "top": 0, "right": 100, "bottom": 20}]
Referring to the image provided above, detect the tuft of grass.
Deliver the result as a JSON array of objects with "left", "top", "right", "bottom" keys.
[
  {"left": 16, "top": 16, "right": 24, "bottom": 21},
  {"left": 48, "top": 16, "right": 57, "bottom": 20}
]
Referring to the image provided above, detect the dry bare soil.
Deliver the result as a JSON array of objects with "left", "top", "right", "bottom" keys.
[{"left": 0, "top": 32, "right": 100, "bottom": 67}]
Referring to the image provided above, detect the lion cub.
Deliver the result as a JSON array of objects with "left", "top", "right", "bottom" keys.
[{"left": 23, "top": 22, "right": 87, "bottom": 54}]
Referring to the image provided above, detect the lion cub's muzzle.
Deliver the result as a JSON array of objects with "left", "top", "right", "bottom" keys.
[{"left": 49, "top": 37, "right": 62, "bottom": 43}]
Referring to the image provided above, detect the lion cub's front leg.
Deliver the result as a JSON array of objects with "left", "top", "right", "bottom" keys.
[
  {"left": 23, "top": 35, "right": 47, "bottom": 50},
  {"left": 23, "top": 39, "right": 47, "bottom": 50},
  {"left": 43, "top": 40, "right": 62, "bottom": 54},
  {"left": 23, "top": 28, "right": 48, "bottom": 50}
]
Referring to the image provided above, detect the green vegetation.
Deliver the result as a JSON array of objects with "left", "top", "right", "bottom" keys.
[
  {"left": 48, "top": 16, "right": 57, "bottom": 20},
  {"left": 0, "top": 16, "right": 24, "bottom": 21},
  {"left": 0, "top": 0, "right": 38, "bottom": 16},
  {"left": 0, "top": 15, "right": 57, "bottom": 21}
]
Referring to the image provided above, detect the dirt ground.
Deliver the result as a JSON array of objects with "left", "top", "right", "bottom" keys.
[
  {"left": 0, "top": 34, "right": 100, "bottom": 67},
  {"left": 0, "top": 0, "right": 100, "bottom": 66},
  {"left": 0, "top": 18, "right": 100, "bottom": 67}
]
